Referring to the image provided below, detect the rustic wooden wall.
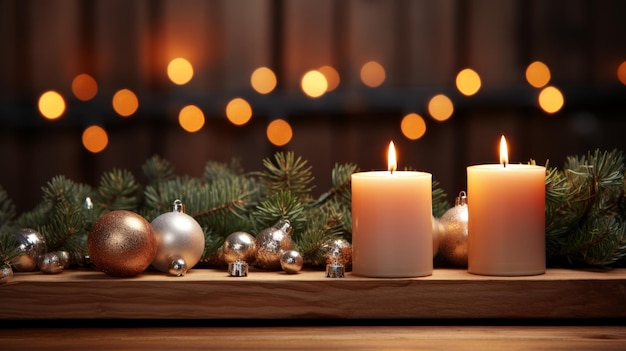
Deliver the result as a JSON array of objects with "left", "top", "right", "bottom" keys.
[{"left": 1, "top": 0, "right": 626, "bottom": 213}]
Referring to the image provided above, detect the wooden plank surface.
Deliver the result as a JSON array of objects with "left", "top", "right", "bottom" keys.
[
  {"left": 1, "top": 268, "right": 625, "bottom": 320},
  {"left": 1, "top": 324, "right": 625, "bottom": 351}
]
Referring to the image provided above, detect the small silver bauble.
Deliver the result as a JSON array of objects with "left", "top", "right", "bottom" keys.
[
  {"left": 439, "top": 191, "right": 469, "bottom": 267},
  {"left": 38, "top": 251, "right": 66, "bottom": 274},
  {"left": 151, "top": 200, "right": 205, "bottom": 276},
  {"left": 280, "top": 250, "right": 303, "bottom": 274},
  {"left": 322, "top": 238, "right": 352, "bottom": 269},
  {"left": 255, "top": 219, "right": 293, "bottom": 270},
  {"left": 223, "top": 231, "right": 257, "bottom": 264},
  {"left": 0, "top": 264, "right": 13, "bottom": 284},
  {"left": 11, "top": 228, "right": 46, "bottom": 272}
]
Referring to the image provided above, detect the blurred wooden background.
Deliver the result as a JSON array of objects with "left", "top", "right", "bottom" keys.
[{"left": 1, "top": 0, "right": 626, "bottom": 213}]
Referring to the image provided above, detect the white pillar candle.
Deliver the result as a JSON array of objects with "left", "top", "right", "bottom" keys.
[
  {"left": 351, "top": 142, "right": 433, "bottom": 277},
  {"left": 467, "top": 136, "right": 546, "bottom": 276}
]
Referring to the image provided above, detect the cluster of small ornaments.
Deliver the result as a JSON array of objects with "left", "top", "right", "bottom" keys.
[
  {"left": 222, "top": 219, "right": 305, "bottom": 276},
  {"left": 1, "top": 228, "right": 71, "bottom": 284}
]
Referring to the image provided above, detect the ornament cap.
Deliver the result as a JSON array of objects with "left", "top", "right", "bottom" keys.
[
  {"left": 172, "top": 199, "right": 185, "bottom": 213},
  {"left": 326, "top": 262, "right": 345, "bottom": 278},
  {"left": 228, "top": 260, "right": 249, "bottom": 277},
  {"left": 168, "top": 257, "right": 188, "bottom": 277},
  {"left": 274, "top": 219, "right": 293, "bottom": 235},
  {"left": 455, "top": 191, "right": 468, "bottom": 206}
]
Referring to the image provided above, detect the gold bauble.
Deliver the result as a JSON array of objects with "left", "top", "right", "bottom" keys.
[
  {"left": 88, "top": 210, "right": 157, "bottom": 277},
  {"left": 439, "top": 191, "right": 469, "bottom": 267}
]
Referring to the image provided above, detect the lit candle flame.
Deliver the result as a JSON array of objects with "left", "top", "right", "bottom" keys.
[
  {"left": 388, "top": 141, "right": 397, "bottom": 174},
  {"left": 499, "top": 135, "right": 508, "bottom": 168}
]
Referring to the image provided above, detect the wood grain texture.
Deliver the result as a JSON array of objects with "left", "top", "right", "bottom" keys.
[
  {"left": 1, "top": 325, "right": 625, "bottom": 351},
  {"left": 1, "top": 268, "right": 625, "bottom": 320}
]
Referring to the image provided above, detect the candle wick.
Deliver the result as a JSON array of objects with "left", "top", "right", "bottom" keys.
[{"left": 503, "top": 161, "right": 507, "bottom": 168}]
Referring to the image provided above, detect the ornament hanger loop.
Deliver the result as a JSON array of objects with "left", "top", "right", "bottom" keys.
[
  {"left": 172, "top": 199, "right": 185, "bottom": 213},
  {"left": 456, "top": 191, "right": 468, "bottom": 206}
]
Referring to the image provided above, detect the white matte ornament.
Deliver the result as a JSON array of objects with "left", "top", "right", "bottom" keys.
[{"left": 151, "top": 200, "right": 205, "bottom": 276}]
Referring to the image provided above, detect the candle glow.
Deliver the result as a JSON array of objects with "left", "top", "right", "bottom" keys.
[
  {"left": 387, "top": 141, "right": 397, "bottom": 174},
  {"left": 499, "top": 135, "right": 508, "bottom": 167}
]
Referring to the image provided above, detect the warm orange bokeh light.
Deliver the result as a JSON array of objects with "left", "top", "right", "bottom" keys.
[
  {"left": 251, "top": 67, "right": 277, "bottom": 94},
  {"left": 178, "top": 105, "right": 205, "bottom": 133},
  {"left": 301, "top": 70, "right": 328, "bottom": 98},
  {"left": 360, "top": 61, "right": 386, "bottom": 88},
  {"left": 427, "top": 94, "right": 454, "bottom": 121},
  {"left": 617, "top": 61, "right": 626, "bottom": 86},
  {"left": 72, "top": 74, "right": 98, "bottom": 101},
  {"left": 82, "top": 125, "right": 108, "bottom": 153},
  {"left": 455, "top": 68, "right": 481, "bottom": 96},
  {"left": 112, "top": 89, "right": 139, "bottom": 117},
  {"left": 225, "top": 97, "right": 253, "bottom": 126},
  {"left": 167, "top": 58, "right": 194, "bottom": 85},
  {"left": 318, "top": 65, "right": 340, "bottom": 92},
  {"left": 38, "top": 91, "right": 66, "bottom": 120},
  {"left": 525, "top": 61, "right": 551, "bottom": 88},
  {"left": 499, "top": 135, "right": 508, "bottom": 167},
  {"left": 387, "top": 141, "right": 397, "bottom": 173},
  {"left": 266, "top": 119, "right": 293, "bottom": 146},
  {"left": 401, "top": 113, "right": 427, "bottom": 140},
  {"left": 538, "top": 86, "right": 564, "bottom": 114}
]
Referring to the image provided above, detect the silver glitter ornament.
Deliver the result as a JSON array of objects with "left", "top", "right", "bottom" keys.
[
  {"left": 223, "top": 231, "right": 257, "bottom": 264},
  {"left": 254, "top": 219, "right": 293, "bottom": 270},
  {"left": 322, "top": 238, "right": 352, "bottom": 269},
  {"left": 0, "top": 264, "right": 13, "bottom": 284},
  {"left": 151, "top": 200, "right": 205, "bottom": 276},
  {"left": 439, "top": 191, "right": 469, "bottom": 267},
  {"left": 280, "top": 250, "right": 303, "bottom": 273},
  {"left": 11, "top": 228, "right": 46, "bottom": 272},
  {"left": 38, "top": 251, "right": 67, "bottom": 274}
]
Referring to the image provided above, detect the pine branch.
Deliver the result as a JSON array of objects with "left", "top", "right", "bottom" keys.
[
  {"left": 259, "top": 151, "right": 315, "bottom": 199},
  {"left": 92, "top": 169, "right": 140, "bottom": 211},
  {"left": 142, "top": 154, "right": 176, "bottom": 185}
]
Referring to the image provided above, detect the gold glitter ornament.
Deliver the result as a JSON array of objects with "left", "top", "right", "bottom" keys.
[
  {"left": 88, "top": 210, "right": 157, "bottom": 277},
  {"left": 439, "top": 191, "right": 469, "bottom": 267},
  {"left": 254, "top": 219, "right": 293, "bottom": 270}
]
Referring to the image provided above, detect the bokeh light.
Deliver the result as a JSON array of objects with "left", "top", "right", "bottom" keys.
[
  {"left": 400, "top": 113, "right": 427, "bottom": 140},
  {"left": 72, "top": 74, "right": 98, "bottom": 101},
  {"left": 112, "top": 89, "right": 139, "bottom": 117},
  {"left": 301, "top": 70, "right": 328, "bottom": 98},
  {"left": 538, "top": 86, "right": 564, "bottom": 114},
  {"left": 318, "top": 65, "right": 340, "bottom": 92},
  {"left": 360, "top": 61, "right": 386, "bottom": 88},
  {"left": 525, "top": 61, "right": 551, "bottom": 88},
  {"left": 167, "top": 58, "right": 194, "bottom": 85},
  {"left": 38, "top": 90, "right": 66, "bottom": 120},
  {"left": 251, "top": 67, "right": 277, "bottom": 94},
  {"left": 617, "top": 61, "right": 626, "bottom": 85},
  {"left": 178, "top": 105, "right": 205, "bottom": 132},
  {"left": 427, "top": 94, "right": 454, "bottom": 121},
  {"left": 225, "top": 97, "right": 253, "bottom": 126},
  {"left": 266, "top": 119, "right": 293, "bottom": 146},
  {"left": 455, "top": 68, "right": 481, "bottom": 96},
  {"left": 82, "top": 125, "right": 108, "bottom": 153}
]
